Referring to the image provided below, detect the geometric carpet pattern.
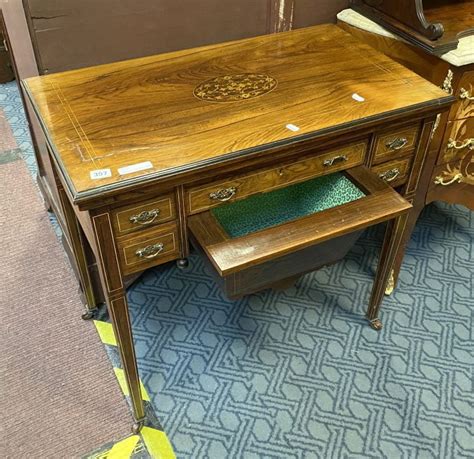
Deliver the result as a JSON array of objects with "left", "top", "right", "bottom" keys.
[
  {"left": 128, "top": 206, "right": 473, "bottom": 458},
  {"left": 0, "top": 81, "right": 36, "bottom": 172},
  {"left": 3, "top": 81, "right": 473, "bottom": 458}
]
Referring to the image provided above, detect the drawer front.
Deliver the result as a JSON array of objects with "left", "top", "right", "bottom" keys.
[
  {"left": 188, "top": 166, "right": 411, "bottom": 277},
  {"left": 427, "top": 159, "right": 474, "bottom": 210},
  {"left": 439, "top": 118, "right": 474, "bottom": 164},
  {"left": 112, "top": 194, "right": 176, "bottom": 235},
  {"left": 373, "top": 125, "right": 419, "bottom": 162},
  {"left": 117, "top": 222, "right": 180, "bottom": 275},
  {"left": 187, "top": 141, "right": 367, "bottom": 215},
  {"left": 451, "top": 70, "right": 474, "bottom": 121},
  {"left": 371, "top": 157, "right": 412, "bottom": 188}
]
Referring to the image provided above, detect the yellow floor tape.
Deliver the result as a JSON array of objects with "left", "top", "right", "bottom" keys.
[
  {"left": 94, "top": 320, "right": 118, "bottom": 347},
  {"left": 107, "top": 435, "right": 140, "bottom": 459},
  {"left": 86, "top": 320, "right": 176, "bottom": 459},
  {"left": 141, "top": 427, "right": 175, "bottom": 459},
  {"left": 113, "top": 368, "right": 151, "bottom": 402}
]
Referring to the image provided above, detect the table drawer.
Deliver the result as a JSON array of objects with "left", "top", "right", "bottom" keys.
[
  {"left": 188, "top": 166, "right": 411, "bottom": 298},
  {"left": 427, "top": 158, "right": 474, "bottom": 210},
  {"left": 373, "top": 125, "right": 419, "bottom": 163},
  {"left": 112, "top": 194, "right": 176, "bottom": 235},
  {"left": 371, "top": 157, "right": 412, "bottom": 187},
  {"left": 186, "top": 141, "right": 367, "bottom": 215},
  {"left": 116, "top": 222, "right": 180, "bottom": 275},
  {"left": 450, "top": 70, "right": 474, "bottom": 121}
]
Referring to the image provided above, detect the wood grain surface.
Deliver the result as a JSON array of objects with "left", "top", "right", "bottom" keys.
[
  {"left": 186, "top": 141, "right": 367, "bottom": 214},
  {"left": 441, "top": 117, "right": 474, "bottom": 164},
  {"left": 23, "top": 24, "right": 451, "bottom": 201},
  {"left": 453, "top": 70, "right": 474, "bottom": 121},
  {"left": 371, "top": 156, "right": 413, "bottom": 187},
  {"left": 350, "top": 0, "right": 474, "bottom": 54},
  {"left": 424, "top": 1, "right": 474, "bottom": 42}
]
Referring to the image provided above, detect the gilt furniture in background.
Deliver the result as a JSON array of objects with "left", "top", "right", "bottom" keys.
[
  {"left": 350, "top": 0, "right": 474, "bottom": 55},
  {"left": 338, "top": 4, "right": 473, "bottom": 292},
  {"left": 24, "top": 25, "right": 452, "bottom": 430}
]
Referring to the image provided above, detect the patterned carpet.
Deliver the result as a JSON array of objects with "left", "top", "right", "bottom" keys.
[{"left": 2, "top": 81, "right": 473, "bottom": 458}]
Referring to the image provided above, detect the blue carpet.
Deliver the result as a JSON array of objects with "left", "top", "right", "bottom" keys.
[
  {"left": 0, "top": 81, "right": 36, "bottom": 173},
  {"left": 2, "top": 81, "right": 473, "bottom": 458}
]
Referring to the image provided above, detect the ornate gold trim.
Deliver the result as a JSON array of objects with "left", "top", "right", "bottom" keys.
[
  {"left": 430, "top": 114, "right": 441, "bottom": 140},
  {"left": 194, "top": 73, "right": 278, "bottom": 102},
  {"left": 384, "top": 269, "right": 395, "bottom": 296},
  {"left": 434, "top": 150, "right": 474, "bottom": 186},
  {"left": 447, "top": 138, "right": 474, "bottom": 150},
  {"left": 441, "top": 69, "right": 454, "bottom": 95},
  {"left": 460, "top": 87, "right": 474, "bottom": 101},
  {"left": 129, "top": 209, "right": 160, "bottom": 225}
]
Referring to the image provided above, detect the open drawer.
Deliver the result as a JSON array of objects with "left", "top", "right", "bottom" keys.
[{"left": 188, "top": 166, "right": 412, "bottom": 298}]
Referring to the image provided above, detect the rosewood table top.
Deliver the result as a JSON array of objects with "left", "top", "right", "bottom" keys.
[{"left": 24, "top": 24, "right": 450, "bottom": 202}]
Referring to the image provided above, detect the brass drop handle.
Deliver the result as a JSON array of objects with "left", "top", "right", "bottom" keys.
[
  {"left": 135, "top": 242, "right": 164, "bottom": 259},
  {"left": 209, "top": 187, "right": 237, "bottom": 202},
  {"left": 323, "top": 155, "right": 348, "bottom": 167},
  {"left": 129, "top": 209, "right": 160, "bottom": 225},
  {"left": 434, "top": 173, "right": 463, "bottom": 186},
  {"left": 447, "top": 138, "right": 474, "bottom": 150},
  {"left": 459, "top": 88, "right": 474, "bottom": 101},
  {"left": 379, "top": 168, "right": 401, "bottom": 183},
  {"left": 386, "top": 137, "right": 408, "bottom": 151}
]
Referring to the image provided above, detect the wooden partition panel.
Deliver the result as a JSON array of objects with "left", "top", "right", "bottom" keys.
[{"left": 23, "top": 0, "right": 349, "bottom": 74}]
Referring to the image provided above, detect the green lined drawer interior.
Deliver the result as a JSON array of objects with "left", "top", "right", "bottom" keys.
[{"left": 211, "top": 173, "right": 366, "bottom": 239}]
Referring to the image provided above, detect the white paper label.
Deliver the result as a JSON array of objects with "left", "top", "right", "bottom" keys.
[
  {"left": 118, "top": 161, "right": 153, "bottom": 176},
  {"left": 352, "top": 93, "right": 365, "bottom": 102},
  {"left": 90, "top": 169, "right": 112, "bottom": 180},
  {"left": 286, "top": 123, "right": 300, "bottom": 132}
]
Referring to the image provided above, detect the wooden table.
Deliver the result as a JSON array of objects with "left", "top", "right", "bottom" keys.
[{"left": 23, "top": 24, "right": 452, "bottom": 432}]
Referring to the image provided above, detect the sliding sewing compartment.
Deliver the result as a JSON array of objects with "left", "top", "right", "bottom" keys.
[{"left": 188, "top": 166, "right": 412, "bottom": 298}]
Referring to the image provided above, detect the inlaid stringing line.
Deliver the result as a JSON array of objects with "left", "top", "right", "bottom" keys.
[{"left": 50, "top": 81, "right": 98, "bottom": 165}]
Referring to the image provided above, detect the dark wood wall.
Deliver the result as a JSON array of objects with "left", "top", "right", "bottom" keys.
[
  {"left": 0, "top": 12, "right": 15, "bottom": 82},
  {"left": 23, "top": 0, "right": 349, "bottom": 74}
]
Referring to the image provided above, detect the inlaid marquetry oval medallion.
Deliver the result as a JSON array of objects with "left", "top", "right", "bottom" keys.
[{"left": 193, "top": 73, "right": 278, "bottom": 102}]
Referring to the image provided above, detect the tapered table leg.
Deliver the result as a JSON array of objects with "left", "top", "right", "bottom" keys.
[
  {"left": 383, "top": 204, "right": 424, "bottom": 296},
  {"left": 92, "top": 211, "right": 146, "bottom": 430},
  {"left": 367, "top": 212, "right": 410, "bottom": 330}
]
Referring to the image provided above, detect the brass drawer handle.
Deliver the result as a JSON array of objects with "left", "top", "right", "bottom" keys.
[
  {"left": 460, "top": 88, "right": 474, "bottom": 101},
  {"left": 386, "top": 137, "right": 408, "bottom": 151},
  {"left": 434, "top": 173, "right": 462, "bottom": 186},
  {"left": 323, "top": 155, "right": 348, "bottom": 167},
  {"left": 129, "top": 209, "right": 160, "bottom": 225},
  {"left": 135, "top": 242, "right": 164, "bottom": 259},
  {"left": 379, "top": 168, "right": 401, "bottom": 183},
  {"left": 447, "top": 138, "right": 474, "bottom": 150},
  {"left": 209, "top": 187, "right": 237, "bottom": 202}
]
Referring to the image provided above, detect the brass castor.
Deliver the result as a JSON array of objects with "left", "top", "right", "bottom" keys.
[
  {"left": 369, "top": 318, "right": 383, "bottom": 331},
  {"left": 81, "top": 309, "right": 97, "bottom": 320},
  {"left": 176, "top": 258, "right": 189, "bottom": 270},
  {"left": 132, "top": 419, "right": 145, "bottom": 434}
]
